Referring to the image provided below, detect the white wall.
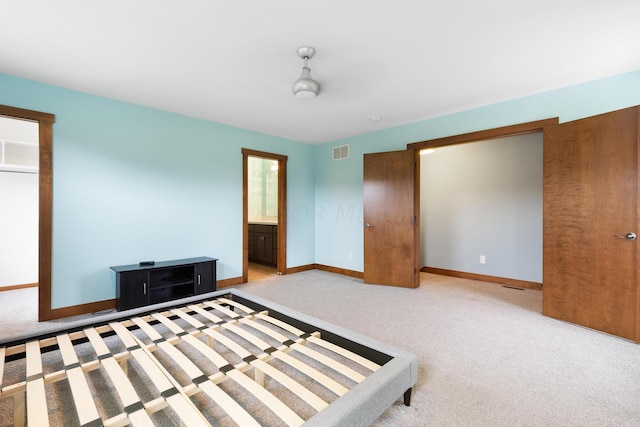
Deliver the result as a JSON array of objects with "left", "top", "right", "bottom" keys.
[
  {"left": 0, "top": 116, "right": 39, "bottom": 287},
  {"left": 0, "top": 171, "right": 39, "bottom": 286},
  {"left": 0, "top": 115, "right": 38, "bottom": 142},
  {"left": 420, "top": 133, "right": 543, "bottom": 282}
]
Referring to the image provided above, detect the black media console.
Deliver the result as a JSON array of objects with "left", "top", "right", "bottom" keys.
[{"left": 110, "top": 257, "right": 217, "bottom": 311}]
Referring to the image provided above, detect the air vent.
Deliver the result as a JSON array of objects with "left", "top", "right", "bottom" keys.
[{"left": 332, "top": 144, "right": 349, "bottom": 160}]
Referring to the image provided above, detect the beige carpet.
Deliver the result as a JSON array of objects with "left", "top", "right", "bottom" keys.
[
  {"left": 1, "top": 271, "right": 639, "bottom": 426},
  {"left": 236, "top": 271, "right": 640, "bottom": 427}
]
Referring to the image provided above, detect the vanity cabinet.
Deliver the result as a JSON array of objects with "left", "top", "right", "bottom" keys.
[
  {"left": 248, "top": 223, "right": 277, "bottom": 265},
  {"left": 111, "top": 257, "right": 217, "bottom": 311}
]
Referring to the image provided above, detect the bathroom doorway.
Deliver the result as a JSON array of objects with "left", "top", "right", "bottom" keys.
[{"left": 241, "top": 149, "right": 287, "bottom": 282}]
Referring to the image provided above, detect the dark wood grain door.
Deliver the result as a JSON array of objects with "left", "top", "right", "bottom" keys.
[
  {"left": 363, "top": 150, "right": 419, "bottom": 288},
  {"left": 543, "top": 106, "right": 639, "bottom": 341}
]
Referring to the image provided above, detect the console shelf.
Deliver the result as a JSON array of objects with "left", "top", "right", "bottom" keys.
[{"left": 111, "top": 257, "right": 217, "bottom": 311}]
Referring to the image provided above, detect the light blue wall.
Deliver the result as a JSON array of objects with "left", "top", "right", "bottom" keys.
[
  {"left": 0, "top": 74, "right": 315, "bottom": 309},
  {"left": 421, "top": 134, "right": 543, "bottom": 282},
  {"left": 2, "top": 69, "right": 640, "bottom": 308},
  {"left": 314, "top": 69, "right": 640, "bottom": 275}
]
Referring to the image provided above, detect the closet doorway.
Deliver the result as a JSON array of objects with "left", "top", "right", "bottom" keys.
[
  {"left": 0, "top": 104, "right": 54, "bottom": 321},
  {"left": 0, "top": 116, "right": 39, "bottom": 290},
  {"left": 241, "top": 149, "right": 287, "bottom": 282}
]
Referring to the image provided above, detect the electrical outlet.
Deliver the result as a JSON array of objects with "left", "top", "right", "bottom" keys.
[
  {"left": 479, "top": 255, "right": 486, "bottom": 264},
  {"left": 348, "top": 251, "right": 354, "bottom": 259}
]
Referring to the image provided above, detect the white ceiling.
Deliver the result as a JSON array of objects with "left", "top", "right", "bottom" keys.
[{"left": 2, "top": 1, "right": 640, "bottom": 144}]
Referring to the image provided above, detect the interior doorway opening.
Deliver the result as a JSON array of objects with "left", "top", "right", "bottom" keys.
[
  {"left": 0, "top": 116, "right": 39, "bottom": 290},
  {"left": 0, "top": 104, "right": 55, "bottom": 321},
  {"left": 241, "top": 148, "right": 287, "bottom": 282},
  {"left": 248, "top": 156, "right": 278, "bottom": 280},
  {"left": 407, "top": 118, "right": 558, "bottom": 291}
]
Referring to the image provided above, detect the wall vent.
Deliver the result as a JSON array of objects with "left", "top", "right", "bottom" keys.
[{"left": 332, "top": 144, "right": 349, "bottom": 160}]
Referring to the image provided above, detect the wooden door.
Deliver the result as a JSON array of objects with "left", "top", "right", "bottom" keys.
[
  {"left": 543, "top": 106, "right": 639, "bottom": 341},
  {"left": 363, "top": 150, "right": 419, "bottom": 288}
]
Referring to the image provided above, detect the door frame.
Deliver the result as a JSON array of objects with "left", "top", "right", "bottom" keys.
[
  {"left": 0, "top": 104, "right": 55, "bottom": 321},
  {"left": 241, "top": 148, "right": 287, "bottom": 281},
  {"left": 406, "top": 117, "right": 558, "bottom": 276},
  {"left": 407, "top": 119, "right": 558, "bottom": 152}
]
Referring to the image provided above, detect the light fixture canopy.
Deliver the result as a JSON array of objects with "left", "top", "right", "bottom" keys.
[{"left": 293, "top": 46, "right": 320, "bottom": 99}]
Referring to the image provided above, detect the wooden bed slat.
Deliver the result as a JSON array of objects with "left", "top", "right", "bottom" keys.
[
  {"left": 179, "top": 330, "right": 305, "bottom": 426},
  {"left": 197, "top": 380, "right": 262, "bottom": 427},
  {"left": 176, "top": 309, "right": 330, "bottom": 413},
  {"left": 25, "top": 340, "right": 49, "bottom": 427},
  {"left": 180, "top": 334, "right": 231, "bottom": 370},
  {"left": 83, "top": 328, "right": 155, "bottom": 426},
  {"left": 130, "top": 319, "right": 263, "bottom": 427},
  {"left": 251, "top": 358, "right": 329, "bottom": 412},
  {"left": 0, "top": 293, "right": 407, "bottom": 427},
  {"left": 57, "top": 334, "right": 102, "bottom": 426},
  {"left": 171, "top": 308, "right": 206, "bottom": 329},
  {"left": 239, "top": 317, "right": 291, "bottom": 343},
  {"left": 291, "top": 342, "right": 366, "bottom": 382},
  {"left": 274, "top": 349, "right": 349, "bottom": 396},
  {"left": 151, "top": 312, "right": 186, "bottom": 336},
  {"left": 216, "top": 297, "right": 256, "bottom": 315},
  {"left": 236, "top": 317, "right": 360, "bottom": 387},
  {"left": 306, "top": 335, "right": 381, "bottom": 371},
  {"left": 244, "top": 310, "right": 379, "bottom": 379},
  {"left": 188, "top": 304, "right": 224, "bottom": 324},
  {"left": 255, "top": 313, "right": 305, "bottom": 337},
  {"left": 176, "top": 310, "right": 254, "bottom": 359},
  {"left": 110, "top": 322, "right": 210, "bottom": 427},
  {"left": 131, "top": 317, "right": 164, "bottom": 342},
  {"left": 234, "top": 317, "right": 350, "bottom": 394},
  {"left": 227, "top": 369, "right": 305, "bottom": 427},
  {"left": 223, "top": 322, "right": 272, "bottom": 352},
  {"left": 203, "top": 301, "right": 241, "bottom": 319}
]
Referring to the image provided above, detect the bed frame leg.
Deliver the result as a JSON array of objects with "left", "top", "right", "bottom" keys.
[
  {"left": 120, "top": 358, "right": 129, "bottom": 375},
  {"left": 255, "top": 368, "right": 265, "bottom": 387},
  {"left": 403, "top": 388, "right": 412, "bottom": 406},
  {"left": 14, "top": 391, "right": 26, "bottom": 427}
]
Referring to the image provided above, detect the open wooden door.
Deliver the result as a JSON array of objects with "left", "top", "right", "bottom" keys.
[
  {"left": 363, "top": 149, "right": 419, "bottom": 288},
  {"left": 543, "top": 106, "right": 639, "bottom": 341}
]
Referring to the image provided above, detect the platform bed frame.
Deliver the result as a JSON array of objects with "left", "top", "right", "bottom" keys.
[{"left": 0, "top": 289, "right": 418, "bottom": 426}]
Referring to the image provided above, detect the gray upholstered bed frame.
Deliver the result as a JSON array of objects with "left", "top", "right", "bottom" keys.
[{"left": 0, "top": 288, "right": 418, "bottom": 426}]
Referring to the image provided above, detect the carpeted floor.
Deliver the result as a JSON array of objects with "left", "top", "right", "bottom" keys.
[
  {"left": 236, "top": 271, "right": 640, "bottom": 427},
  {"left": 1, "top": 271, "right": 639, "bottom": 426}
]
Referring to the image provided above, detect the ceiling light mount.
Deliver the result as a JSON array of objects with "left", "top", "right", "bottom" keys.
[{"left": 293, "top": 46, "right": 320, "bottom": 99}]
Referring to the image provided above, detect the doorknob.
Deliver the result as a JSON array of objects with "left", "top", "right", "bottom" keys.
[
  {"left": 364, "top": 223, "right": 374, "bottom": 229},
  {"left": 613, "top": 232, "right": 637, "bottom": 240}
]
